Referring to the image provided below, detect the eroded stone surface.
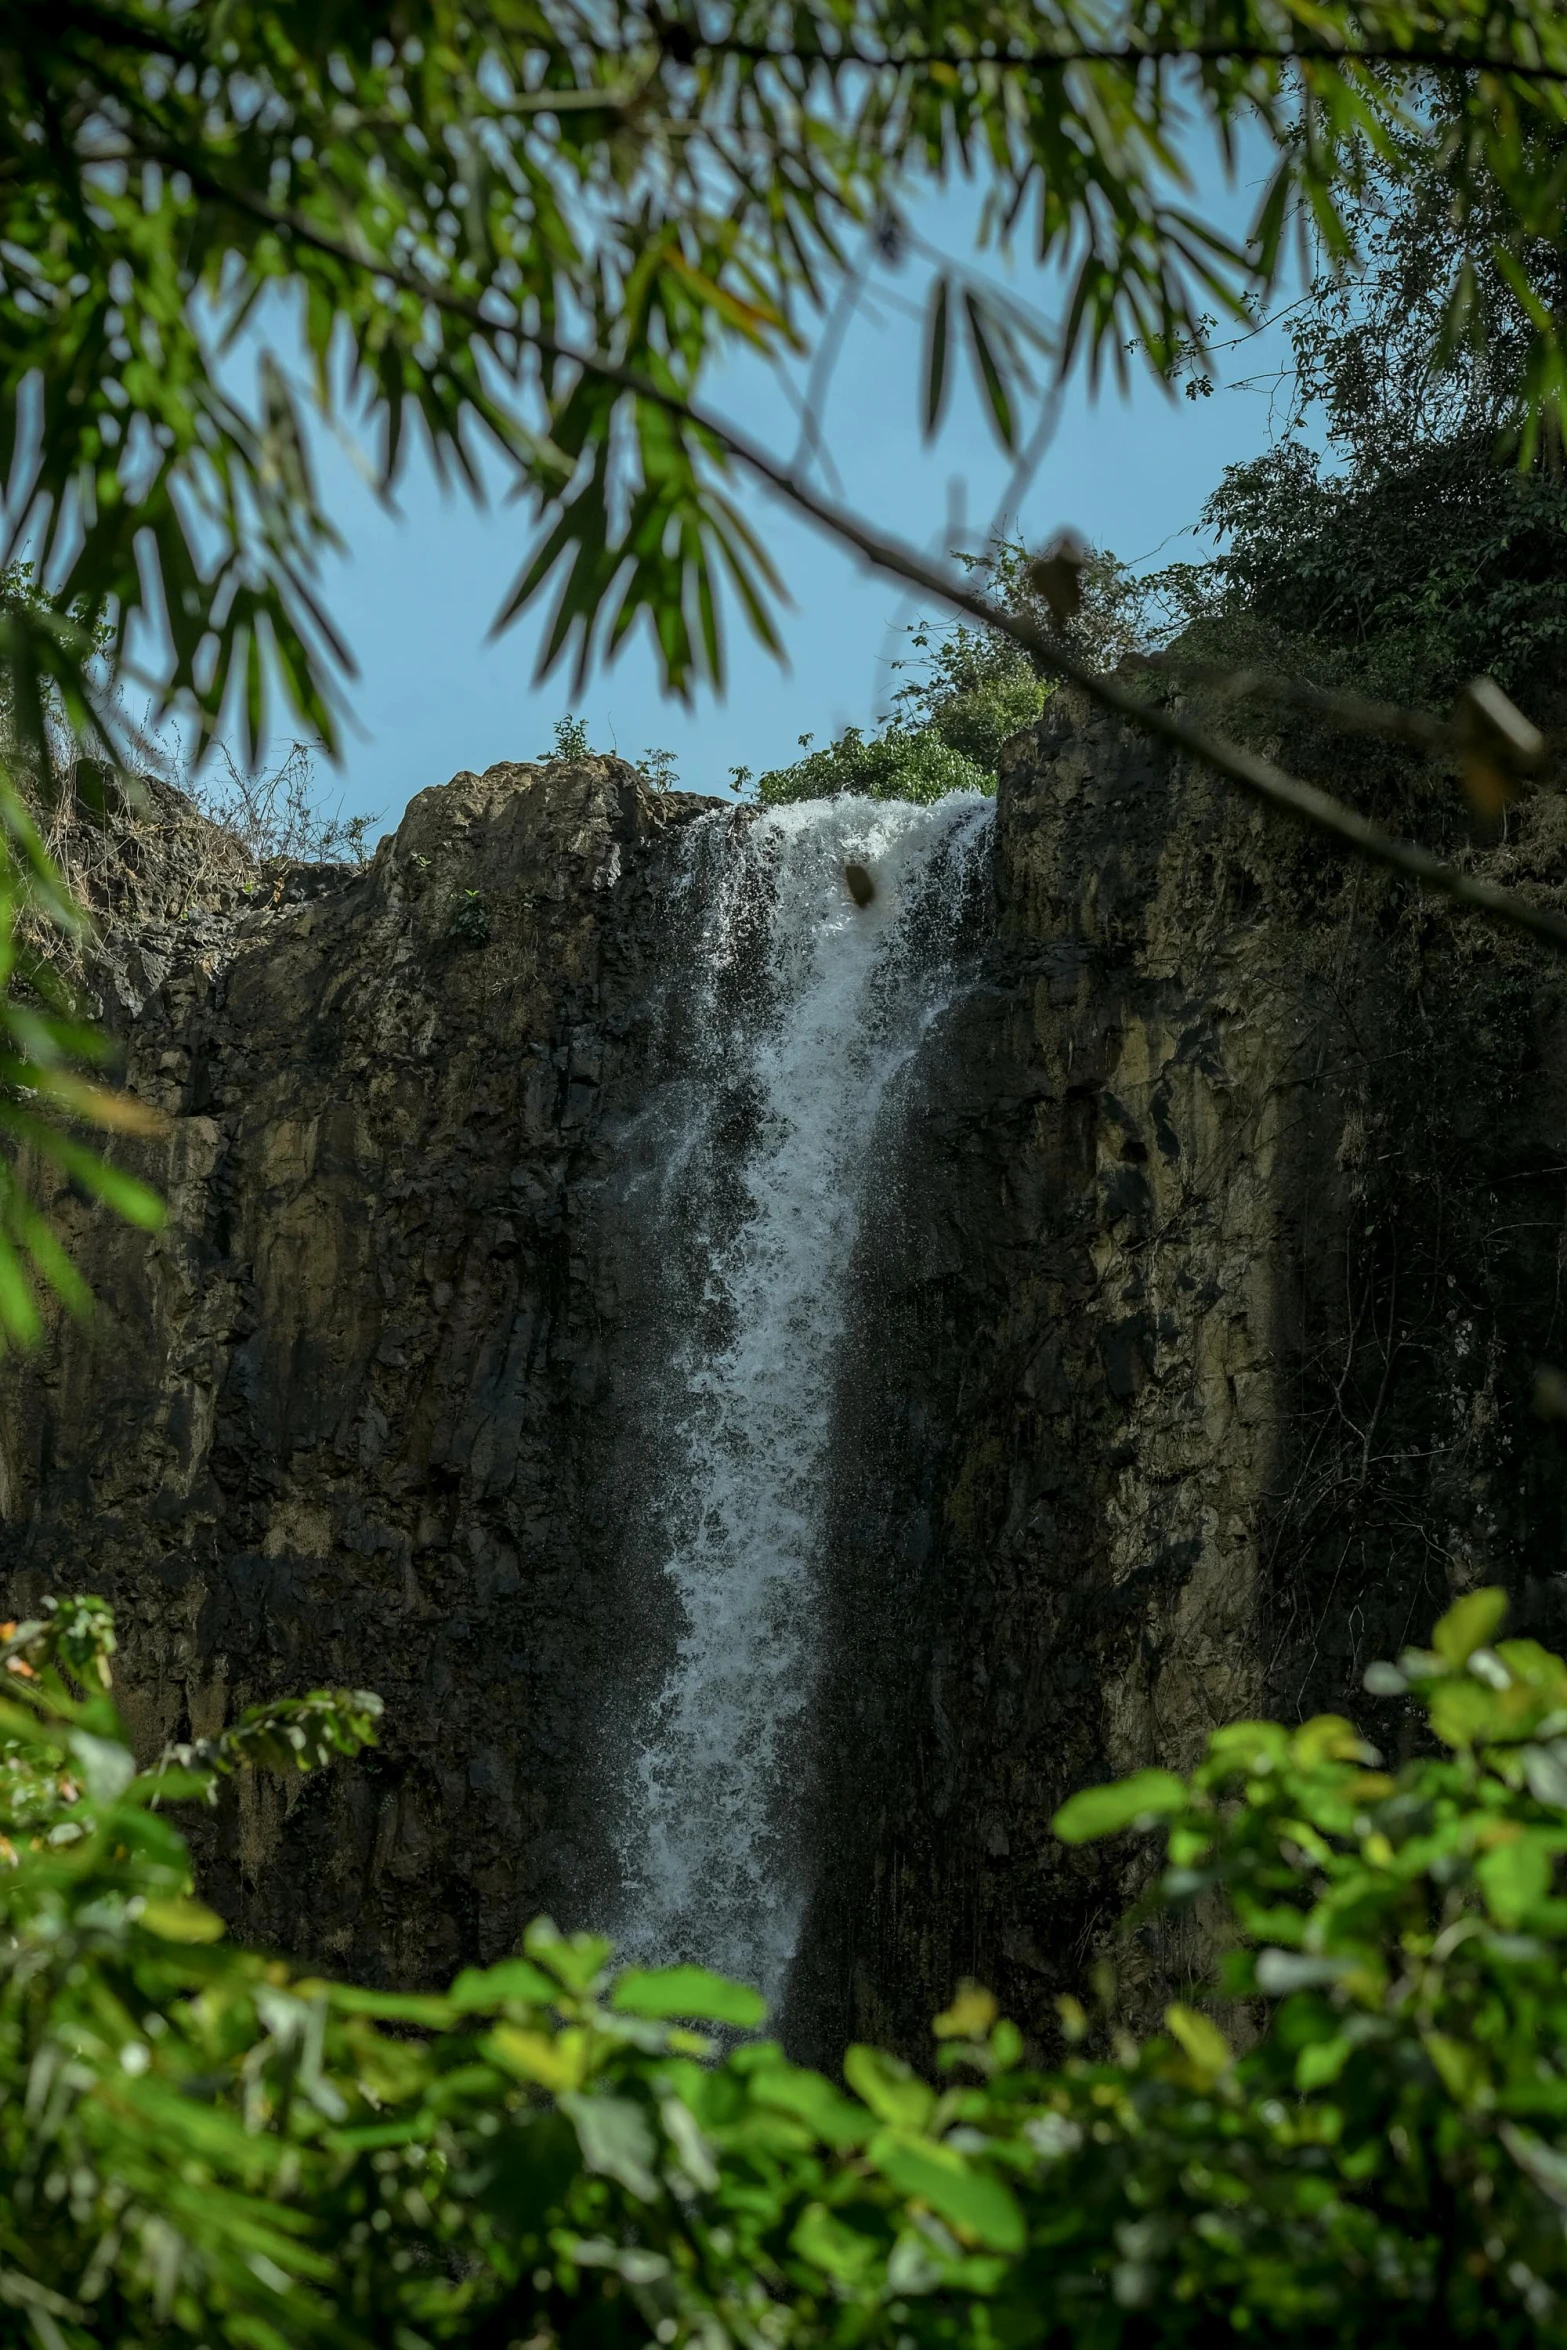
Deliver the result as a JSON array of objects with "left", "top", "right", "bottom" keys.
[{"left": 797, "top": 688, "right": 1567, "bottom": 2053}]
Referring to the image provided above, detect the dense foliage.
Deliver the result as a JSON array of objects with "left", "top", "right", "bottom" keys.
[
  {"left": 12, "top": 1587, "right": 1567, "bottom": 2347},
  {"left": 757, "top": 545, "right": 1147, "bottom": 804},
  {"left": 1166, "top": 104, "right": 1567, "bottom": 719},
  {"left": 755, "top": 623, "right": 1037, "bottom": 805},
  {"left": 1190, "top": 439, "right": 1567, "bottom": 712}
]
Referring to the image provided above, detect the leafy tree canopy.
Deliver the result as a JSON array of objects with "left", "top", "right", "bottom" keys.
[{"left": 1163, "top": 99, "right": 1567, "bottom": 716}]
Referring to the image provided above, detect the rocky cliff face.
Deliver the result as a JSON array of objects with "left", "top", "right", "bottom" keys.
[
  {"left": 0, "top": 757, "right": 708, "bottom": 1984},
  {"left": 800, "top": 687, "right": 1567, "bottom": 2052},
  {"left": 4, "top": 718, "right": 1566, "bottom": 2044}
]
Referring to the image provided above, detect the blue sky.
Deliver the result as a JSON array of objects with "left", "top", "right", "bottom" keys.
[{"left": 238, "top": 150, "right": 1306, "bottom": 839}]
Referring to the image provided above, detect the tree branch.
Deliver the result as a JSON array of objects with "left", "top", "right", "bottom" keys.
[
  {"left": 168, "top": 151, "right": 1567, "bottom": 956},
  {"left": 722, "top": 467, "right": 1567, "bottom": 955},
  {"left": 655, "top": 32, "right": 1567, "bottom": 86},
  {"left": 1131, "top": 657, "right": 1457, "bottom": 756}
]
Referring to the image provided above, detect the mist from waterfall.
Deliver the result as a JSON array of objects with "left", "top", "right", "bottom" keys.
[{"left": 610, "top": 792, "right": 992, "bottom": 2011}]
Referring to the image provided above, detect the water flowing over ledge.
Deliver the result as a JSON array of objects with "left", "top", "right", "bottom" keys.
[{"left": 609, "top": 791, "right": 994, "bottom": 2009}]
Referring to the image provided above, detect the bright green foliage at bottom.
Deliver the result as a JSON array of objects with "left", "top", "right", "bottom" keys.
[{"left": 7, "top": 1587, "right": 1567, "bottom": 2346}]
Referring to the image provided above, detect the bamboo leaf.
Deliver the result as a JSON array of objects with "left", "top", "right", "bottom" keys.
[
  {"left": 964, "top": 290, "right": 1016, "bottom": 450},
  {"left": 923, "top": 275, "right": 952, "bottom": 436}
]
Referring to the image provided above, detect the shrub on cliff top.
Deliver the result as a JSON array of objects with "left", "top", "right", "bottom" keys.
[
  {"left": 756, "top": 546, "right": 1143, "bottom": 808},
  {"left": 9, "top": 1587, "right": 1567, "bottom": 2346}
]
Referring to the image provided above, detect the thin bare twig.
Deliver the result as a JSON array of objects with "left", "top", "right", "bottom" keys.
[
  {"left": 790, "top": 227, "right": 875, "bottom": 486},
  {"left": 1132, "top": 657, "right": 1457, "bottom": 756}
]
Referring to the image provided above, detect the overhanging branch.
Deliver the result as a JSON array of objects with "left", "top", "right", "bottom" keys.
[
  {"left": 158, "top": 145, "right": 1567, "bottom": 956},
  {"left": 645, "top": 30, "right": 1567, "bottom": 84}
]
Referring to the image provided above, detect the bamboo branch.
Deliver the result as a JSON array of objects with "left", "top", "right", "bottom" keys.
[
  {"left": 1130, "top": 658, "right": 1457, "bottom": 755},
  {"left": 159, "top": 152, "right": 1567, "bottom": 955},
  {"left": 645, "top": 30, "right": 1567, "bottom": 86}
]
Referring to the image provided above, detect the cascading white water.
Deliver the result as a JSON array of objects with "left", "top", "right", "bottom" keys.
[{"left": 612, "top": 791, "right": 992, "bottom": 2008}]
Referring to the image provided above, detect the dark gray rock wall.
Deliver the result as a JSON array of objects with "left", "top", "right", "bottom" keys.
[
  {"left": 6, "top": 717, "right": 1567, "bottom": 2050},
  {"left": 799, "top": 687, "right": 1567, "bottom": 2053},
  {"left": 0, "top": 757, "right": 705, "bottom": 1984}
]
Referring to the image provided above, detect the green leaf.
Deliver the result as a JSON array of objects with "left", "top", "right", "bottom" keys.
[
  {"left": 1295, "top": 2036, "right": 1352, "bottom": 2091},
  {"left": 749, "top": 2064, "right": 870, "bottom": 2146},
  {"left": 1164, "top": 2004, "right": 1231, "bottom": 2079},
  {"left": 844, "top": 2045, "right": 935, "bottom": 2130},
  {"left": 326, "top": 1985, "right": 457, "bottom": 2028},
  {"left": 0, "top": 1233, "right": 41, "bottom": 1348},
  {"left": 137, "top": 1897, "right": 226, "bottom": 1943},
  {"left": 1053, "top": 1769, "right": 1187, "bottom": 1843},
  {"left": 1289, "top": 1716, "right": 1375, "bottom": 1767},
  {"left": 1254, "top": 1949, "right": 1354, "bottom": 1995},
  {"left": 68, "top": 1729, "right": 136, "bottom": 1803},
  {"left": 1501, "top": 2121, "right": 1567, "bottom": 2211},
  {"left": 450, "top": 1958, "right": 560, "bottom": 2011},
  {"left": 559, "top": 2092, "right": 661, "bottom": 2202},
  {"left": 791, "top": 2202, "right": 886, "bottom": 2282},
  {"left": 1430, "top": 1675, "right": 1518, "bottom": 1750},
  {"left": 1362, "top": 1661, "right": 1408, "bottom": 1696},
  {"left": 963, "top": 290, "right": 1016, "bottom": 450},
  {"left": 1432, "top": 1587, "right": 1509, "bottom": 1666},
  {"left": 610, "top": 1963, "right": 765, "bottom": 2027},
  {"left": 1205, "top": 1721, "right": 1290, "bottom": 1771},
  {"left": 1522, "top": 1743, "right": 1567, "bottom": 1810},
  {"left": 1424, "top": 2031, "right": 1491, "bottom": 2106},
  {"left": 69, "top": 1156, "right": 166, "bottom": 1231},
  {"left": 867, "top": 2132, "right": 1025, "bottom": 2253},
  {"left": 933, "top": 1984, "right": 998, "bottom": 2041},
  {"left": 523, "top": 1916, "right": 613, "bottom": 1993},
  {"left": 1477, "top": 1832, "right": 1555, "bottom": 1928},
  {"left": 923, "top": 276, "right": 952, "bottom": 436},
  {"left": 659, "top": 2094, "right": 719, "bottom": 2190}
]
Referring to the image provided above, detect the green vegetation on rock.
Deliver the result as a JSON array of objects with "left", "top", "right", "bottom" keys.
[
  {"left": 756, "top": 624, "right": 1037, "bottom": 806},
  {"left": 757, "top": 547, "right": 1144, "bottom": 806}
]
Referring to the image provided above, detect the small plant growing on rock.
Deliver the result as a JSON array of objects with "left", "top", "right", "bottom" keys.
[
  {"left": 444, "top": 886, "right": 491, "bottom": 949},
  {"left": 542, "top": 715, "right": 592, "bottom": 762}
]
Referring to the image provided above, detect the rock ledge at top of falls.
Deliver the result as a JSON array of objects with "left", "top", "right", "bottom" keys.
[{"left": 0, "top": 754, "right": 716, "bottom": 1986}]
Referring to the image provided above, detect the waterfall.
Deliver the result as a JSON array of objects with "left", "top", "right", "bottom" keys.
[{"left": 609, "top": 791, "right": 992, "bottom": 2009}]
